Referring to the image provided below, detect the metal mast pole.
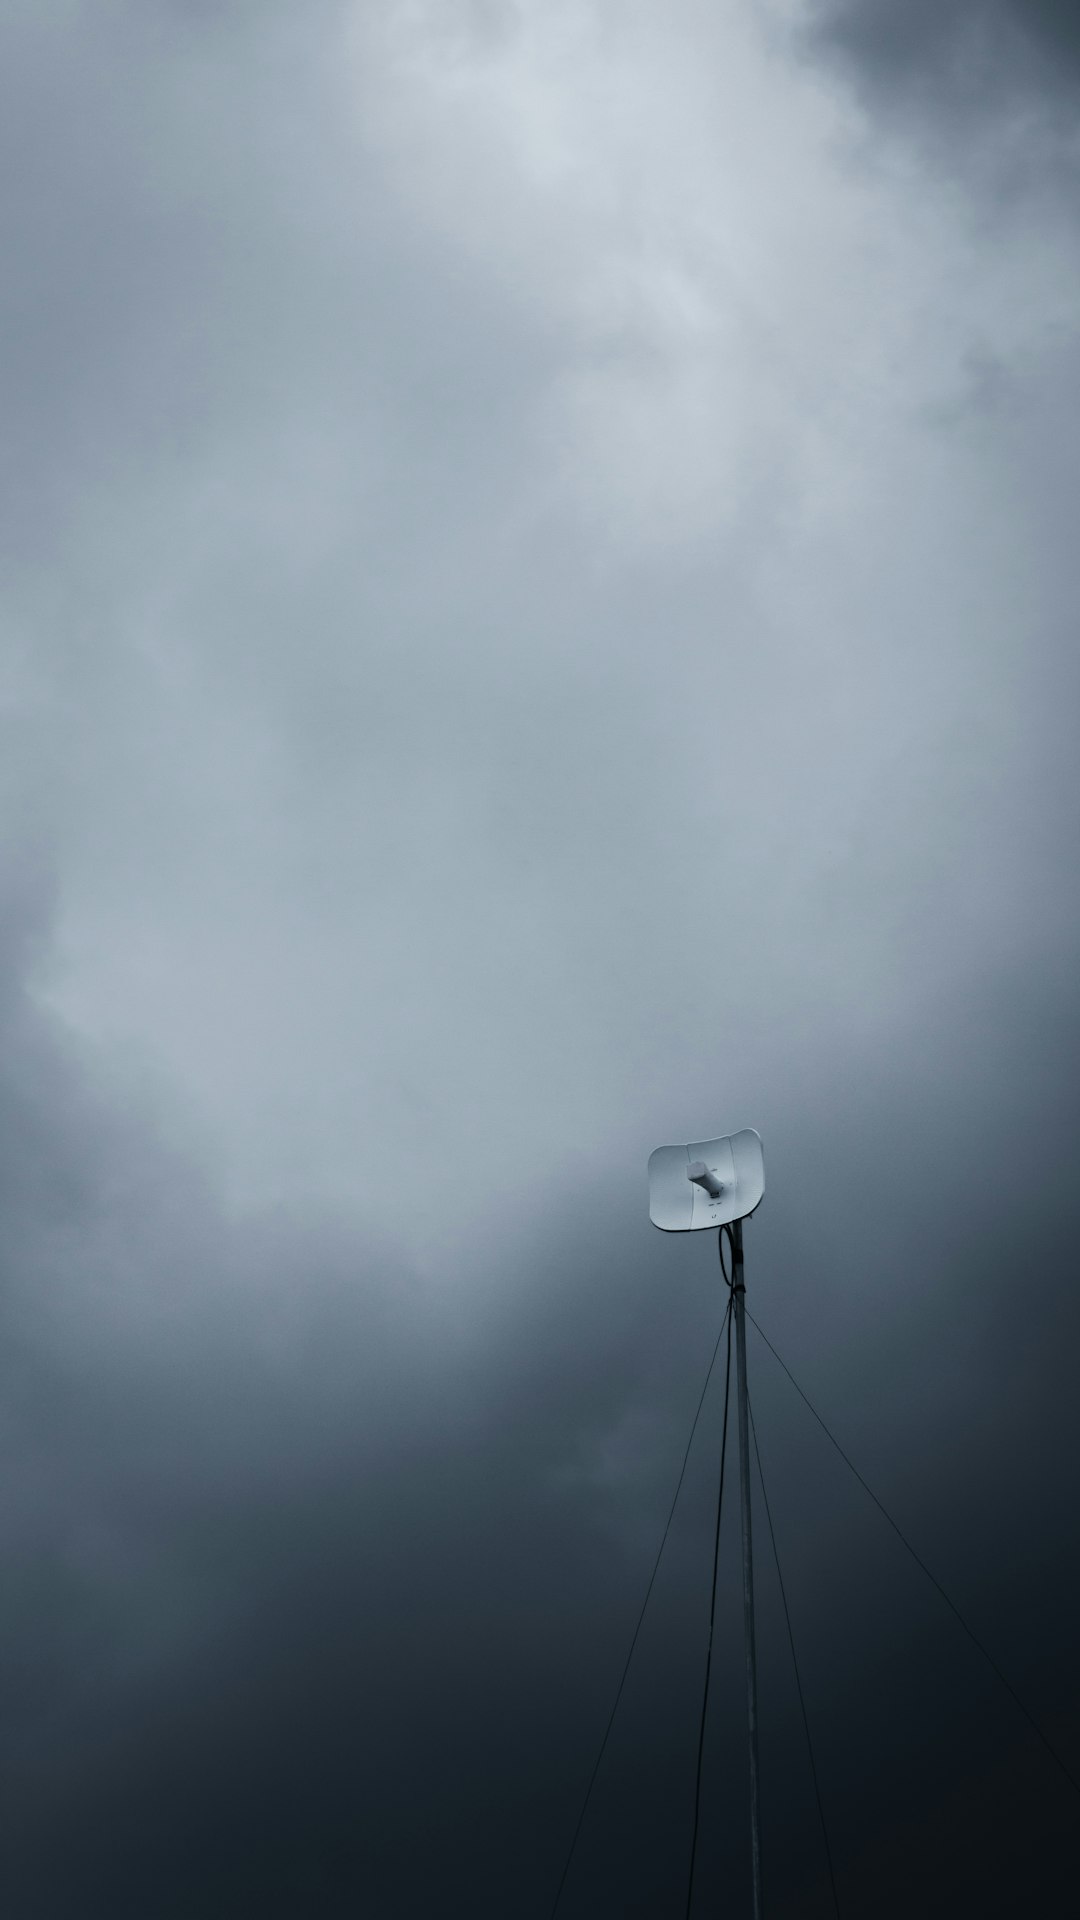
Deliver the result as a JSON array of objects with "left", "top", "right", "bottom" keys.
[{"left": 731, "top": 1218, "right": 763, "bottom": 1919}]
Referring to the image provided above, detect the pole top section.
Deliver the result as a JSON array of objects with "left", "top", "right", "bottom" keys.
[{"left": 648, "top": 1128, "right": 764, "bottom": 1232}]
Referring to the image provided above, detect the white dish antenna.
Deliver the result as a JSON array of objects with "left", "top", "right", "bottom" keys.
[{"left": 648, "top": 1127, "right": 764, "bottom": 1232}]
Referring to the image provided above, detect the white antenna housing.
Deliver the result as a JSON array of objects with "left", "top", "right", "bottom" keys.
[{"left": 648, "top": 1128, "right": 764, "bottom": 1231}]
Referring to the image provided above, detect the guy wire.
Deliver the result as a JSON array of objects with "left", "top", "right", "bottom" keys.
[
  {"left": 746, "top": 1308, "right": 1080, "bottom": 1802},
  {"left": 684, "top": 1232, "right": 735, "bottom": 1917},
  {"left": 548, "top": 1287, "right": 735, "bottom": 1917}
]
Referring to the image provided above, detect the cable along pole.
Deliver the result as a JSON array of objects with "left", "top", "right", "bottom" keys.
[{"left": 732, "top": 1217, "right": 764, "bottom": 1920}]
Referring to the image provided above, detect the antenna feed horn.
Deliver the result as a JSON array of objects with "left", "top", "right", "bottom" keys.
[{"left": 687, "top": 1161, "right": 724, "bottom": 1199}]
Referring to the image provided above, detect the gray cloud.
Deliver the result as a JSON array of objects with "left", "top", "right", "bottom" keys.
[{"left": 3, "top": 1, "right": 1079, "bottom": 1911}]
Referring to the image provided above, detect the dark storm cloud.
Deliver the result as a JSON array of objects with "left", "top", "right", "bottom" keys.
[
  {"left": 3, "top": 863, "right": 1079, "bottom": 1916},
  {"left": 807, "top": 0, "right": 1080, "bottom": 153},
  {"left": 815, "top": 0, "right": 1080, "bottom": 79}
]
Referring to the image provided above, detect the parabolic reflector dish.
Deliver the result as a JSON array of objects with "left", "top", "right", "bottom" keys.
[{"left": 648, "top": 1128, "right": 764, "bottom": 1232}]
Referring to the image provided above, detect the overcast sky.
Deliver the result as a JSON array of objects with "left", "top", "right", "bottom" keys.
[{"left": 3, "top": 3, "right": 1079, "bottom": 1914}]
